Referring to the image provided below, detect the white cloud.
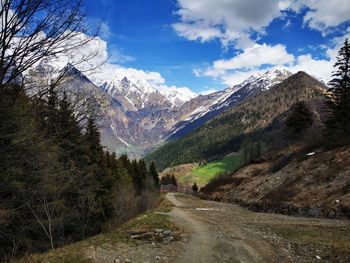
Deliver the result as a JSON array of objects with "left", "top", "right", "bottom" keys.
[
  {"left": 90, "top": 63, "right": 166, "bottom": 87},
  {"left": 39, "top": 33, "right": 196, "bottom": 99},
  {"left": 199, "top": 88, "right": 218, "bottom": 95},
  {"left": 194, "top": 39, "right": 344, "bottom": 86},
  {"left": 287, "top": 54, "right": 333, "bottom": 81},
  {"left": 212, "top": 43, "right": 294, "bottom": 71},
  {"left": 172, "top": 22, "right": 223, "bottom": 43},
  {"left": 195, "top": 43, "right": 294, "bottom": 85},
  {"left": 173, "top": 0, "right": 282, "bottom": 47},
  {"left": 109, "top": 45, "right": 135, "bottom": 63},
  {"left": 173, "top": 0, "right": 350, "bottom": 47},
  {"left": 100, "top": 22, "right": 113, "bottom": 39},
  {"left": 284, "top": 0, "right": 350, "bottom": 31}
]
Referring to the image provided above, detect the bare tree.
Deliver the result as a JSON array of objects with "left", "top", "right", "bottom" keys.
[{"left": 0, "top": 0, "right": 99, "bottom": 88}]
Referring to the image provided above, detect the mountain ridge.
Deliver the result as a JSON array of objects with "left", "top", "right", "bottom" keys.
[
  {"left": 28, "top": 60, "right": 303, "bottom": 156},
  {"left": 145, "top": 71, "right": 327, "bottom": 170}
]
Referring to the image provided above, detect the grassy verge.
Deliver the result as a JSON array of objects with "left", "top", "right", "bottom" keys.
[
  {"left": 15, "top": 195, "right": 176, "bottom": 263},
  {"left": 179, "top": 153, "right": 243, "bottom": 186}
]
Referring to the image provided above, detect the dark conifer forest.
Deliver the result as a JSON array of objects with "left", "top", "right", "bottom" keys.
[{"left": 0, "top": 85, "right": 159, "bottom": 259}]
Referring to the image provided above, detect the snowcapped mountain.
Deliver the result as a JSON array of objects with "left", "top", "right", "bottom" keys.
[
  {"left": 98, "top": 77, "right": 195, "bottom": 109},
  {"left": 168, "top": 68, "right": 293, "bottom": 140},
  {"left": 27, "top": 59, "right": 294, "bottom": 157},
  {"left": 99, "top": 77, "right": 172, "bottom": 111},
  {"left": 157, "top": 85, "right": 197, "bottom": 107}
]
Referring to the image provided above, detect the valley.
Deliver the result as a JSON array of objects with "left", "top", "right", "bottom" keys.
[
  {"left": 1, "top": 1, "right": 350, "bottom": 262},
  {"left": 31, "top": 59, "right": 295, "bottom": 157}
]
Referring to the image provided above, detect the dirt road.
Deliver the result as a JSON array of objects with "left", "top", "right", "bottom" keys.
[
  {"left": 167, "top": 193, "right": 277, "bottom": 263},
  {"left": 166, "top": 193, "right": 350, "bottom": 263},
  {"left": 23, "top": 192, "right": 349, "bottom": 262}
]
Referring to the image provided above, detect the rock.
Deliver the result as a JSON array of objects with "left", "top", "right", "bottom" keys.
[
  {"left": 163, "top": 230, "right": 172, "bottom": 236},
  {"left": 163, "top": 236, "right": 174, "bottom": 243},
  {"left": 114, "top": 259, "right": 120, "bottom": 263},
  {"left": 170, "top": 231, "right": 181, "bottom": 239},
  {"left": 154, "top": 229, "right": 163, "bottom": 233},
  {"left": 316, "top": 255, "right": 321, "bottom": 260},
  {"left": 131, "top": 232, "right": 154, "bottom": 240},
  {"left": 126, "top": 229, "right": 147, "bottom": 235},
  {"left": 335, "top": 199, "right": 340, "bottom": 203},
  {"left": 155, "top": 256, "right": 161, "bottom": 260},
  {"left": 125, "top": 259, "right": 131, "bottom": 263},
  {"left": 308, "top": 207, "right": 321, "bottom": 217}
]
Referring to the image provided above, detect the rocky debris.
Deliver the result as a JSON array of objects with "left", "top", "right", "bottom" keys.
[
  {"left": 131, "top": 232, "right": 154, "bottom": 240},
  {"left": 126, "top": 228, "right": 181, "bottom": 243},
  {"left": 200, "top": 146, "right": 350, "bottom": 220},
  {"left": 126, "top": 229, "right": 147, "bottom": 235},
  {"left": 84, "top": 241, "right": 182, "bottom": 263},
  {"left": 308, "top": 207, "right": 321, "bottom": 217},
  {"left": 163, "top": 230, "right": 172, "bottom": 236}
]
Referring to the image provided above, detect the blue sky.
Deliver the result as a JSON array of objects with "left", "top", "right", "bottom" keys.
[{"left": 83, "top": 0, "right": 350, "bottom": 94}]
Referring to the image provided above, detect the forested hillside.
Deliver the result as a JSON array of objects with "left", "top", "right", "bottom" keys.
[
  {"left": 0, "top": 86, "right": 159, "bottom": 260},
  {"left": 146, "top": 72, "right": 326, "bottom": 170}
]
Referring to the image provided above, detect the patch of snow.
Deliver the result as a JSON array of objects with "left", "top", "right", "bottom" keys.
[
  {"left": 195, "top": 208, "right": 224, "bottom": 211},
  {"left": 306, "top": 152, "right": 315, "bottom": 156},
  {"left": 117, "top": 136, "right": 130, "bottom": 147},
  {"left": 157, "top": 85, "right": 197, "bottom": 107},
  {"left": 125, "top": 96, "right": 135, "bottom": 110}
]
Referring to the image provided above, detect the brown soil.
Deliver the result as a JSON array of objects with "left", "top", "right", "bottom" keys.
[
  {"left": 200, "top": 146, "right": 350, "bottom": 219},
  {"left": 167, "top": 193, "right": 350, "bottom": 263}
]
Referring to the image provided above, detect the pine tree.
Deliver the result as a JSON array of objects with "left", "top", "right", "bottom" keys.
[
  {"left": 84, "top": 116, "right": 102, "bottom": 162},
  {"left": 325, "top": 38, "right": 350, "bottom": 143},
  {"left": 285, "top": 101, "right": 313, "bottom": 139},
  {"left": 171, "top": 175, "right": 178, "bottom": 186},
  {"left": 148, "top": 162, "right": 160, "bottom": 188},
  {"left": 131, "top": 160, "right": 144, "bottom": 195},
  {"left": 44, "top": 86, "right": 59, "bottom": 137},
  {"left": 192, "top": 182, "right": 199, "bottom": 192}
]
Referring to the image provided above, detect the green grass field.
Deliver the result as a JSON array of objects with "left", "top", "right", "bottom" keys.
[{"left": 179, "top": 153, "right": 243, "bottom": 186}]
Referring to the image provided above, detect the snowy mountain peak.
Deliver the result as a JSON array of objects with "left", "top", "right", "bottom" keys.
[
  {"left": 157, "top": 86, "right": 197, "bottom": 108},
  {"left": 261, "top": 67, "right": 292, "bottom": 80}
]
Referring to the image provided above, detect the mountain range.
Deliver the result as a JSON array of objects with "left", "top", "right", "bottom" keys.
[
  {"left": 145, "top": 71, "right": 327, "bottom": 170},
  {"left": 28, "top": 60, "right": 315, "bottom": 157}
]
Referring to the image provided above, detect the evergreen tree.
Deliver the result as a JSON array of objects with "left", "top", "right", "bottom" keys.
[
  {"left": 148, "top": 162, "right": 160, "bottom": 188},
  {"left": 130, "top": 160, "right": 144, "bottom": 195},
  {"left": 0, "top": 86, "right": 160, "bottom": 259},
  {"left": 160, "top": 174, "right": 176, "bottom": 185},
  {"left": 325, "top": 38, "right": 350, "bottom": 143},
  {"left": 285, "top": 101, "right": 313, "bottom": 139},
  {"left": 171, "top": 175, "right": 178, "bottom": 186},
  {"left": 84, "top": 116, "right": 102, "bottom": 162},
  {"left": 192, "top": 182, "right": 199, "bottom": 192},
  {"left": 44, "top": 86, "right": 59, "bottom": 137}
]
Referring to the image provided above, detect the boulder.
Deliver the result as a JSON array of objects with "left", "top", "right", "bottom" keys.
[{"left": 131, "top": 232, "right": 154, "bottom": 240}]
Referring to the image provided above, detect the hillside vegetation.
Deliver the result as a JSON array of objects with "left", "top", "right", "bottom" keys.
[
  {"left": 146, "top": 72, "right": 326, "bottom": 170},
  {"left": 179, "top": 153, "right": 243, "bottom": 187},
  {"left": 200, "top": 145, "right": 350, "bottom": 219},
  {"left": 0, "top": 87, "right": 160, "bottom": 260}
]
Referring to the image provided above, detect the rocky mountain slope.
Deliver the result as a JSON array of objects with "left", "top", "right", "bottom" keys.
[
  {"left": 145, "top": 71, "right": 327, "bottom": 170},
  {"left": 27, "top": 60, "right": 297, "bottom": 157},
  {"left": 168, "top": 68, "right": 292, "bottom": 140},
  {"left": 200, "top": 145, "right": 350, "bottom": 219}
]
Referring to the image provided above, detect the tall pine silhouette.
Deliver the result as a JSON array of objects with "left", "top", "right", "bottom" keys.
[{"left": 325, "top": 38, "right": 350, "bottom": 143}]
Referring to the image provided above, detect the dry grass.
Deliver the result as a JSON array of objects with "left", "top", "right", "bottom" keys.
[{"left": 14, "top": 196, "right": 177, "bottom": 263}]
